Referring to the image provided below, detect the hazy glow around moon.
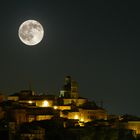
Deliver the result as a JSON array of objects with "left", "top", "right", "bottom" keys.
[{"left": 18, "top": 20, "right": 44, "bottom": 46}]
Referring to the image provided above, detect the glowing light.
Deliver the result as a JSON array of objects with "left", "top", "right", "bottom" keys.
[
  {"left": 79, "top": 122, "right": 85, "bottom": 127},
  {"left": 74, "top": 115, "right": 79, "bottom": 120},
  {"left": 42, "top": 100, "right": 49, "bottom": 107},
  {"left": 80, "top": 118, "right": 84, "bottom": 122},
  {"left": 54, "top": 106, "right": 58, "bottom": 110},
  {"left": 28, "top": 101, "right": 33, "bottom": 104}
]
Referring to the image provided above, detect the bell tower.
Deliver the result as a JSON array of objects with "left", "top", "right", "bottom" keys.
[{"left": 60, "top": 76, "right": 79, "bottom": 98}]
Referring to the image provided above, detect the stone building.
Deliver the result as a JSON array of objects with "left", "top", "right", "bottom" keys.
[{"left": 7, "top": 76, "right": 107, "bottom": 125}]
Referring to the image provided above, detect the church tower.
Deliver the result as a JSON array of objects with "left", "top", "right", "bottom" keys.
[{"left": 60, "top": 76, "right": 79, "bottom": 98}]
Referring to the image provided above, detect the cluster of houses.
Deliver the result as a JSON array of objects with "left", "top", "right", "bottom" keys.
[{"left": 0, "top": 76, "right": 140, "bottom": 139}]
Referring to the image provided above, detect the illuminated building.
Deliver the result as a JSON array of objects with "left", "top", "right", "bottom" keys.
[
  {"left": 56, "top": 105, "right": 71, "bottom": 110},
  {"left": 27, "top": 108, "right": 58, "bottom": 122},
  {"left": 2, "top": 76, "right": 140, "bottom": 139},
  {"left": 7, "top": 76, "right": 107, "bottom": 124},
  {"left": 68, "top": 112, "right": 80, "bottom": 120},
  {"left": 7, "top": 95, "right": 19, "bottom": 101},
  {"left": 36, "top": 100, "right": 52, "bottom": 107},
  {"left": 122, "top": 121, "right": 140, "bottom": 135},
  {"left": 79, "top": 108, "right": 107, "bottom": 122},
  {"left": 59, "top": 76, "right": 87, "bottom": 106}
]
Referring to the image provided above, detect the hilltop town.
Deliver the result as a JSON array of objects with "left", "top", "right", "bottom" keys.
[{"left": 0, "top": 76, "right": 140, "bottom": 140}]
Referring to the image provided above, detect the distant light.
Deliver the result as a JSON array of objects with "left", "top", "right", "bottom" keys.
[
  {"left": 74, "top": 115, "right": 79, "bottom": 120},
  {"left": 54, "top": 106, "right": 58, "bottom": 110},
  {"left": 79, "top": 122, "right": 85, "bottom": 127},
  {"left": 42, "top": 100, "right": 49, "bottom": 107},
  {"left": 80, "top": 118, "right": 84, "bottom": 122},
  {"left": 28, "top": 101, "right": 33, "bottom": 104}
]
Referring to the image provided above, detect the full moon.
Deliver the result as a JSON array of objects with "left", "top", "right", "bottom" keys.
[{"left": 18, "top": 20, "right": 44, "bottom": 46}]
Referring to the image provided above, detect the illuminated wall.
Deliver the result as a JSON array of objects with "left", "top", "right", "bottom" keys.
[
  {"left": 120, "top": 121, "right": 140, "bottom": 134},
  {"left": 36, "top": 100, "right": 53, "bottom": 107},
  {"left": 63, "top": 98, "right": 87, "bottom": 106},
  {"left": 19, "top": 100, "right": 54, "bottom": 107},
  {"left": 19, "top": 100, "right": 36, "bottom": 104},
  {"left": 36, "top": 115, "right": 53, "bottom": 121},
  {"left": 79, "top": 109, "right": 107, "bottom": 122},
  {"left": 67, "top": 112, "right": 80, "bottom": 120},
  {"left": 57, "top": 105, "right": 71, "bottom": 110},
  {"left": 8, "top": 96, "right": 19, "bottom": 101},
  {"left": 28, "top": 114, "right": 54, "bottom": 122}
]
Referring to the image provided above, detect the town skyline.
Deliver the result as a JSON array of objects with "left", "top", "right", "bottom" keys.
[
  {"left": 1, "top": 75, "right": 140, "bottom": 140},
  {"left": 1, "top": 75, "right": 138, "bottom": 117},
  {"left": 0, "top": 0, "right": 140, "bottom": 117}
]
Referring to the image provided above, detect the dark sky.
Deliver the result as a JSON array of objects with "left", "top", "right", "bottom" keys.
[{"left": 0, "top": 0, "right": 140, "bottom": 116}]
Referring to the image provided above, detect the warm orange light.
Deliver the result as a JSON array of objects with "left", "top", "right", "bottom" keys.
[
  {"left": 74, "top": 115, "right": 79, "bottom": 120},
  {"left": 79, "top": 122, "right": 85, "bottom": 127},
  {"left": 54, "top": 106, "right": 58, "bottom": 110},
  {"left": 42, "top": 100, "right": 49, "bottom": 107},
  {"left": 80, "top": 118, "right": 84, "bottom": 122},
  {"left": 28, "top": 101, "right": 33, "bottom": 104}
]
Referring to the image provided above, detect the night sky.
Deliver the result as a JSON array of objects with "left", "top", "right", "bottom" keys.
[{"left": 0, "top": 0, "right": 140, "bottom": 116}]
